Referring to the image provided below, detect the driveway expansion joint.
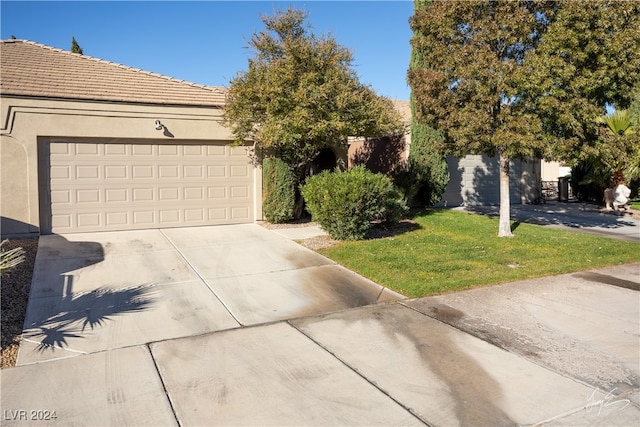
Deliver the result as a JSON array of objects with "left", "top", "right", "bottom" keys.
[
  {"left": 286, "top": 320, "right": 432, "bottom": 426},
  {"left": 159, "top": 228, "right": 243, "bottom": 326},
  {"left": 146, "top": 342, "right": 181, "bottom": 427}
]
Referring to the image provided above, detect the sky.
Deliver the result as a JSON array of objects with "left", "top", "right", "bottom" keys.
[{"left": 1, "top": 1, "right": 415, "bottom": 100}]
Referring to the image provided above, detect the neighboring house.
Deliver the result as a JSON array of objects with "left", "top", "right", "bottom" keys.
[
  {"left": 348, "top": 100, "right": 410, "bottom": 175},
  {"left": 541, "top": 160, "right": 571, "bottom": 181},
  {"left": 350, "top": 100, "right": 541, "bottom": 207},
  {"left": 1, "top": 40, "right": 262, "bottom": 237}
]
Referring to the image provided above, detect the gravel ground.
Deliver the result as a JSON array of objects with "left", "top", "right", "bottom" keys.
[{"left": 1, "top": 237, "right": 38, "bottom": 369}]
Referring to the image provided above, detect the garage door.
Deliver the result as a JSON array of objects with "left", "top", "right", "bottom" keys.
[{"left": 46, "top": 141, "right": 254, "bottom": 233}]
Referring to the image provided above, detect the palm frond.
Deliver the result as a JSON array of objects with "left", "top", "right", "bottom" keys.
[{"left": 0, "top": 240, "right": 26, "bottom": 271}]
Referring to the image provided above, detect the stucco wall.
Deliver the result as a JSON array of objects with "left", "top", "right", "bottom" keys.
[
  {"left": 348, "top": 134, "right": 409, "bottom": 174},
  {"left": 0, "top": 96, "right": 262, "bottom": 236},
  {"left": 438, "top": 154, "right": 541, "bottom": 207}
]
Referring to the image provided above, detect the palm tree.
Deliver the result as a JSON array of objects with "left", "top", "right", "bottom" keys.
[
  {"left": 596, "top": 109, "right": 635, "bottom": 136},
  {"left": 595, "top": 109, "right": 638, "bottom": 184}
]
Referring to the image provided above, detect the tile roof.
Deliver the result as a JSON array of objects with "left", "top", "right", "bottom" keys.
[{"left": 0, "top": 39, "right": 226, "bottom": 107}]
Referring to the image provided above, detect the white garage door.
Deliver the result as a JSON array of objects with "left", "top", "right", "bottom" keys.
[{"left": 47, "top": 141, "right": 254, "bottom": 233}]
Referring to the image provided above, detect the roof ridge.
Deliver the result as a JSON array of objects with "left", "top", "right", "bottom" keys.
[{"left": 1, "top": 39, "right": 226, "bottom": 94}]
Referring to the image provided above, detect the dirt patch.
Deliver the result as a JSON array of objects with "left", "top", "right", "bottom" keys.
[
  {"left": 297, "top": 235, "right": 340, "bottom": 251},
  {"left": 1, "top": 237, "right": 38, "bottom": 368}
]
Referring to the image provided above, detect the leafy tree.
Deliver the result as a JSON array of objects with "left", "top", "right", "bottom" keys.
[
  {"left": 408, "top": 0, "right": 552, "bottom": 236},
  {"left": 71, "top": 36, "right": 83, "bottom": 55},
  {"left": 630, "top": 80, "right": 640, "bottom": 129},
  {"left": 572, "top": 107, "right": 637, "bottom": 200},
  {"left": 522, "top": 1, "right": 640, "bottom": 184},
  {"left": 406, "top": 0, "right": 449, "bottom": 207},
  {"left": 224, "top": 8, "right": 403, "bottom": 217},
  {"left": 626, "top": 81, "right": 640, "bottom": 181}
]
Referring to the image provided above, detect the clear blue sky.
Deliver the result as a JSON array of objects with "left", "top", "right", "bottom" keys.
[{"left": 1, "top": 1, "right": 415, "bottom": 100}]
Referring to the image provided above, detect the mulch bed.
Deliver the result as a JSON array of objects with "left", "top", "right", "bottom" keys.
[{"left": 1, "top": 237, "right": 38, "bottom": 369}]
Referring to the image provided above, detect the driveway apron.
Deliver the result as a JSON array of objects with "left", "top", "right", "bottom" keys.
[{"left": 15, "top": 224, "right": 400, "bottom": 365}]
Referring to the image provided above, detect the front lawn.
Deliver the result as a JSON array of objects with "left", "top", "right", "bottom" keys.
[{"left": 318, "top": 209, "right": 640, "bottom": 298}]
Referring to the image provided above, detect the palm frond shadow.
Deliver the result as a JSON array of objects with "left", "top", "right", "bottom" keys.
[{"left": 23, "top": 285, "right": 156, "bottom": 353}]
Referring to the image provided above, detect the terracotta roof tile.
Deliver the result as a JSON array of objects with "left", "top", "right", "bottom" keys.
[{"left": 0, "top": 39, "right": 226, "bottom": 107}]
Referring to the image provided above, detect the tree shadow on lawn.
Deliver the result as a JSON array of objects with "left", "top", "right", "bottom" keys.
[
  {"left": 366, "top": 220, "right": 421, "bottom": 240},
  {"left": 364, "top": 209, "right": 436, "bottom": 240}
]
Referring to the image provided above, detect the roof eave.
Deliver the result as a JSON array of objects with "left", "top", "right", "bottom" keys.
[{"left": 0, "top": 93, "right": 225, "bottom": 109}]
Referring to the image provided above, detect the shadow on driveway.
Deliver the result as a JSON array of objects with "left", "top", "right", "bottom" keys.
[{"left": 21, "top": 235, "right": 156, "bottom": 354}]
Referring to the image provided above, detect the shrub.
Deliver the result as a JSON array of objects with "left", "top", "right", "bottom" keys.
[
  {"left": 407, "top": 116, "right": 449, "bottom": 207},
  {"left": 262, "top": 157, "right": 295, "bottom": 223},
  {"left": 301, "top": 166, "right": 408, "bottom": 240}
]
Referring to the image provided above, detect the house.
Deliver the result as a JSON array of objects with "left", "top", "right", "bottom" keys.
[
  {"left": 1, "top": 39, "right": 541, "bottom": 238},
  {"left": 1, "top": 39, "right": 262, "bottom": 237},
  {"left": 349, "top": 100, "right": 541, "bottom": 207},
  {"left": 347, "top": 100, "right": 411, "bottom": 175}
]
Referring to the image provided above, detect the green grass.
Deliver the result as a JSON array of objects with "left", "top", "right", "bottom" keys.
[
  {"left": 631, "top": 199, "right": 640, "bottom": 210},
  {"left": 318, "top": 209, "right": 640, "bottom": 298}
]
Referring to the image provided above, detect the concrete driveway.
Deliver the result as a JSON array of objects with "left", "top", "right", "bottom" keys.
[
  {"left": 14, "top": 224, "right": 401, "bottom": 365},
  {"left": 2, "top": 223, "right": 639, "bottom": 426}
]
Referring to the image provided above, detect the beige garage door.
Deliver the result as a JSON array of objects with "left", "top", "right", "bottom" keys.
[{"left": 47, "top": 141, "right": 254, "bottom": 233}]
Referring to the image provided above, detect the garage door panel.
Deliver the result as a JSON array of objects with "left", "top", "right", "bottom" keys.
[
  {"left": 47, "top": 141, "right": 254, "bottom": 233},
  {"left": 105, "top": 165, "right": 127, "bottom": 179}
]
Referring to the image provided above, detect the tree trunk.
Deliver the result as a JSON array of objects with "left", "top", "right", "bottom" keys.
[
  {"left": 292, "top": 162, "right": 312, "bottom": 220},
  {"left": 498, "top": 153, "right": 514, "bottom": 237}
]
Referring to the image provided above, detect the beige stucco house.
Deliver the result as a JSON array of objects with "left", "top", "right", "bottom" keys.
[
  {"left": 1, "top": 39, "right": 262, "bottom": 237},
  {"left": 1, "top": 39, "right": 543, "bottom": 237}
]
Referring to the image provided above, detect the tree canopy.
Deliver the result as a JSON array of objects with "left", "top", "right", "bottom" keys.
[
  {"left": 406, "top": 0, "right": 450, "bottom": 207},
  {"left": 70, "top": 36, "right": 83, "bottom": 55},
  {"left": 408, "top": 0, "right": 553, "bottom": 236},
  {"left": 408, "top": 0, "right": 640, "bottom": 236},
  {"left": 223, "top": 8, "right": 403, "bottom": 179},
  {"left": 522, "top": 1, "right": 640, "bottom": 176}
]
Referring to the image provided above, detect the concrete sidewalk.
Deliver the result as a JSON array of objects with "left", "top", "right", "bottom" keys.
[{"left": 1, "top": 223, "right": 639, "bottom": 426}]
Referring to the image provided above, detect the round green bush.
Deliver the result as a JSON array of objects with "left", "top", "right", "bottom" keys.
[{"left": 301, "top": 166, "right": 408, "bottom": 240}]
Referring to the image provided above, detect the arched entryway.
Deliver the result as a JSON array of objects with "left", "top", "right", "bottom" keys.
[{"left": 311, "top": 147, "right": 337, "bottom": 175}]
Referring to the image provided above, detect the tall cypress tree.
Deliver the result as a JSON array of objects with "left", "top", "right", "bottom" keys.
[
  {"left": 70, "top": 36, "right": 83, "bottom": 55},
  {"left": 407, "top": 0, "right": 449, "bottom": 207}
]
